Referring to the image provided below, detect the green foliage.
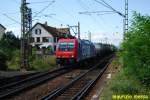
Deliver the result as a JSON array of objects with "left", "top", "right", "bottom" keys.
[
  {"left": 0, "top": 32, "right": 20, "bottom": 70},
  {"left": 30, "top": 55, "right": 56, "bottom": 71},
  {"left": 0, "top": 50, "right": 8, "bottom": 70},
  {"left": 101, "top": 57, "right": 150, "bottom": 100},
  {"left": 0, "top": 31, "right": 20, "bottom": 60},
  {"left": 121, "top": 12, "right": 150, "bottom": 87},
  {"left": 110, "top": 70, "right": 140, "bottom": 94},
  {"left": 7, "top": 50, "right": 20, "bottom": 70}
]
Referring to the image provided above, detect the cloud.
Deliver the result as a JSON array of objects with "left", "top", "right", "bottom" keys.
[{"left": 81, "top": 32, "right": 123, "bottom": 46}]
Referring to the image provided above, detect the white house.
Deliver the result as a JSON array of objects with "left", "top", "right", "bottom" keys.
[
  {"left": 30, "top": 22, "right": 74, "bottom": 52},
  {"left": 0, "top": 24, "right": 6, "bottom": 39}
]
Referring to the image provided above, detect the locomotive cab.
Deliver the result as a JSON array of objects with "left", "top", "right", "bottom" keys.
[{"left": 56, "top": 39, "right": 78, "bottom": 64}]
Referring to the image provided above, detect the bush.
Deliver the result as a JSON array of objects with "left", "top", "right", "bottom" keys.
[
  {"left": 30, "top": 55, "right": 56, "bottom": 71},
  {"left": 121, "top": 12, "right": 150, "bottom": 87},
  {"left": 0, "top": 50, "right": 8, "bottom": 70},
  {"left": 7, "top": 50, "right": 20, "bottom": 70},
  {"left": 110, "top": 70, "right": 140, "bottom": 94}
]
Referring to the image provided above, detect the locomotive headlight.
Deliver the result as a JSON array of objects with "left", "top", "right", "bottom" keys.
[{"left": 71, "top": 55, "right": 74, "bottom": 57}]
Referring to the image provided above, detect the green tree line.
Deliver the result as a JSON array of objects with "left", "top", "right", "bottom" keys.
[
  {"left": 121, "top": 12, "right": 150, "bottom": 87},
  {"left": 0, "top": 31, "right": 20, "bottom": 70}
]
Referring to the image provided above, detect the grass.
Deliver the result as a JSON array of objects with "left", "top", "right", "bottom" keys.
[
  {"left": 7, "top": 52, "right": 56, "bottom": 71},
  {"left": 100, "top": 56, "right": 150, "bottom": 100},
  {"left": 30, "top": 55, "right": 56, "bottom": 71},
  {"left": 7, "top": 50, "right": 20, "bottom": 71}
]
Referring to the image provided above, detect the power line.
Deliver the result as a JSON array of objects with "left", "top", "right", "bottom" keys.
[
  {"left": 97, "top": 12, "right": 115, "bottom": 16},
  {"left": 94, "top": 0, "right": 112, "bottom": 9},
  {"left": 9, "top": 0, "right": 20, "bottom": 5},
  {"left": 77, "top": 0, "right": 107, "bottom": 30},
  {"left": 38, "top": 13, "right": 68, "bottom": 25},
  {"left": 94, "top": 0, "right": 125, "bottom": 17},
  {"left": 3, "top": 13, "right": 21, "bottom": 24},
  {"left": 33, "top": 0, "right": 55, "bottom": 19},
  {"left": 29, "top": 1, "right": 52, "bottom": 4},
  {"left": 79, "top": 10, "right": 114, "bottom": 14},
  {"left": 56, "top": 2, "right": 76, "bottom": 23}
]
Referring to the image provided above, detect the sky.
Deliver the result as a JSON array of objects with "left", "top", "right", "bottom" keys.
[{"left": 0, "top": 0, "right": 150, "bottom": 46}]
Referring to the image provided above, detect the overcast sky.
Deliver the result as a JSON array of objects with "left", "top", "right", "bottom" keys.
[{"left": 0, "top": 0, "right": 150, "bottom": 46}]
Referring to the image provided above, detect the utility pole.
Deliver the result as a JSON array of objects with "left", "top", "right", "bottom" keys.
[
  {"left": 79, "top": 0, "right": 128, "bottom": 40},
  {"left": 124, "top": 0, "right": 128, "bottom": 34},
  {"left": 78, "top": 22, "right": 80, "bottom": 39},
  {"left": 88, "top": 31, "right": 91, "bottom": 41},
  {"left": 68, "top": 22, "right": 80, "bottom": 39},
  {"left": 20, "top": 0, "right": 32, "bottom": 70}
]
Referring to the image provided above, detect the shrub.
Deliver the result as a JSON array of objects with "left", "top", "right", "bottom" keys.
[
  {"left": 0, "top": 50, "right": 8, "bottom": 70},
  {"left": 121, "top": 12, "right": 150, "bottom": 87},
  {"left": 7, "top": 50, "right": 20, "bottom": 70},
  {"left": 30, "top": 55, "right": 56, "bottom": 71},
  {"left": 110, "top": 72, "right": 140, "bottom": 94}
]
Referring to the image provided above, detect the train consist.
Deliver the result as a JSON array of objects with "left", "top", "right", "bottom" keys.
[{"left": 56, "top": 38, "right": 114, "bottom": 65}]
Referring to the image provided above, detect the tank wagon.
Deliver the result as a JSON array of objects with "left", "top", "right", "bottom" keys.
[
  {"left": 94, "top": 43, "right": 115, "bottom": 57},
  {"left": 56, "top": 38, "right": 96, "bottom": 65}
]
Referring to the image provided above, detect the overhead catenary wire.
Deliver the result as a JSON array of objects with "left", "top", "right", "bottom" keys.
[
  {"left": 78, "top": 0, "right": 112, "bottom": 31},
  {"left": 94, "top": 0, "right": 112, "bottom": 9},
  {"left": 33, "top": 0, "right": 55, "bottom": 19},
  {"left": 29, "top": 1, "right": 53, "bottom": 4},
  {"left": 94, "top": 0, "right": 125, "bottom": 17},
  {"left": 9, "top": 0, "right": 20, "bottom": 5},
  {"left": 3, "top": 13, "right": 21, "bottom": 24},
  {"left": 56, "top": 1, "right": 76, "bottom": 24},
  {"left": 79, "top": 10, "right": 114, "bottom": 14},
  {"left": 34, "top": 12, "right": 68, "bottom": 26}
]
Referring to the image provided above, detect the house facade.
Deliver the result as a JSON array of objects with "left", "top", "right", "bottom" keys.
[
  {"left": 30, "top": 22, "right": 74, "bottom": 53},
  {"left": 0, "top": 24, "right": 6, "bottom": 39}
]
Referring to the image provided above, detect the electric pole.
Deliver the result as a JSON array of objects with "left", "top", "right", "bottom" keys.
[
  {"left": 78, "top": 22, "right": 80, "bottom": 39},
  {"left": 68, "top": 22, "right": 80, "bottom": 39},
  {"left": 124, "top": 0, "right": 128, "bottom": 34},
  {"left": 88, "top": 31, "right": 91, "bottom": 41},
  {"left": 20, "top": 0, "right": 32, "bottom": 70},
  {"left": 79, "top": 0, "right": 128, "bottom": 39}
]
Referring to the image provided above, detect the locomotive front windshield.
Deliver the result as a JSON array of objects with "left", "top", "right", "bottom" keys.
[{"left": 58, "top": 42, "right": 74, "bottom": 51}]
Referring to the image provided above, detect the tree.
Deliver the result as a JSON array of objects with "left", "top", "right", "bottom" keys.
[
  {"left": 0, "top": 31, "right": 20, "bottom": 60},
  {"left": 0, "top": 50, "right": 8, "bottom": 70},
  {"left": 121, "top": 12, "right": 150, "bottom": 86}
]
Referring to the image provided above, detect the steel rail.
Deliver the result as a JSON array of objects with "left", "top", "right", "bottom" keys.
[
  {"left": 41, "top": 55, "right": 113, "bottom": 100},
  {"left": 0, "top": 65, "right": 75, "bottom": 99}
]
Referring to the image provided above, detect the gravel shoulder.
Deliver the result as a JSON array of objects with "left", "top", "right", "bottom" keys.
[{"left": 84, "top": 56, "right": 120, "bottom": 100}]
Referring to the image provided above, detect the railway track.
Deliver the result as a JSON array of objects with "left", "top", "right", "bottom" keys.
[
  {"left": 0, "top": 65, "right": 76, "bottom": 99},
  {"left": 41, "top": 55, "right": 113, "bottom": 100},
  {"left": 0, "top": 72, "right": 39, "bottom": 87}
]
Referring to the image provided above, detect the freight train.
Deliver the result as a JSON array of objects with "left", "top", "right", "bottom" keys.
[{"left": 56, "top": 38, "right": 113, "bottom": 65}]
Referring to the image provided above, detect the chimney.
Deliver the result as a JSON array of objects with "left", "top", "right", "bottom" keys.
[{"left": 45, "top": 21, "right": 48, "bottom": 26}]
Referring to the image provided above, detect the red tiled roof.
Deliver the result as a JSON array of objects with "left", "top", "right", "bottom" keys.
[{"left": 32, "top": 23, "right": 74, "bottom": 38}]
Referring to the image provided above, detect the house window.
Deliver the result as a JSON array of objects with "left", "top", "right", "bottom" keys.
[
  {"left": 42, "top": 37, "right": 49, "bottom": 42},
  {"left": 35, "top": 29, "right": 41, "bottom": 35},
  {"left": 54, "top": 37, "right": 58, "bottom": 43},
  {"left": 48, "top": 37, "right": 53, "bottom": 42},
  {"left": 37, "top": 37, "right": 40, "bottom": 42}
]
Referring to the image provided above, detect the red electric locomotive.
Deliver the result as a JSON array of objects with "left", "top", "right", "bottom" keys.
[{"left": 56, "top": 38, "right": 96, "bottom": 65}]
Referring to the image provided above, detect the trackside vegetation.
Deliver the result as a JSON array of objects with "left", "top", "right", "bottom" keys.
[
  {"left": 0, "top": 32, "right": 56, "bottom": 71},
  {"left": 122, "top": 12, "right": 150, "bottom": 87},
  {"left": 0, "top": 31, "right": 20, "bottom": 70},
  {"left": 101, "top": 12, "right": 150, "bottom": 99}
]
